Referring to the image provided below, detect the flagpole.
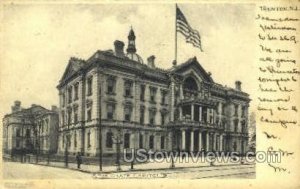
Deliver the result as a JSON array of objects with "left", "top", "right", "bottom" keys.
[{"left": 175, "top": 3, "right": 177, "bottom": 64}]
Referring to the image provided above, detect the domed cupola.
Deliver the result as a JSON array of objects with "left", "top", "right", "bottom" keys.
[{"left": 126, "top": 27, "right": 144, "bottom": 64}]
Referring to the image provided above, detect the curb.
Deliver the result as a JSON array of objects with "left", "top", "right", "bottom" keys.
[{"left": 26, "top": 162, "right": 255, "bottom": 174}]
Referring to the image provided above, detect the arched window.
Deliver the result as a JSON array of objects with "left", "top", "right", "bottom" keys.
[
  {"left": 106, "top": 132, "right": 113, "bottom": 148},
  {"left": 183, "top": 77, "right": 199, "bottom": 99}
]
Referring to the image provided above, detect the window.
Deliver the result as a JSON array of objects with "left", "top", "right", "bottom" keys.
[
  {"left": 149, "top": 87, "right": 157, "bottom": 103},
  {"left": 124, "top": 106, "right": 132, "bottom": 122},
  {"left": 87, "top": 76, "right": 93, "bottom": 96},
  {"left": 74, "top": 107, "right": 78, "bottom": 124},
  {"left": 149, "top": 110, "right": 156, "bottom": 125},
  {"left": 61, "top": 111, "right": 65, "bottom": 125},
  {"left": 161, "top": 113, "right": 165, "bottom": 125},
  {"left": 16, "top": 128, "right": 21, "bottom": 137},
  {"left": 68, "top": 109, "right": 72, "bottom": 125},
  {"left": 62, "top": 93, "right": 65, "bottom": 107},
  {"left": 209, "top": 109, "right": 214, "bottom": 124},
  {"left": 74, "top": 131, "right": 77, "bottom": 148},
  {"left": 221, "top": 104, "right": 225, "bottom": 115},
  {"left": 26, "top": 129, "right": 30, "bottom": 138},
  {"left": 161, "top": 136, "right": 165, "bottom": 149},
  {"left": 87, "top": 108, "right": 92, "bottom": 122},
  {"left": 124, "top": 80, "right": 133, "bottom": 97},
  {"left": 161, "top": 90, "right": 167, "bottom": 105},
  {"left": 241, "top": 120, "right": 246, "bottom": 133},
  {"left": 241, "top": 106, "right": 246, "bottom": 117},
  {"left": 87, "top": 131, "right": 91, "bottom": 148},
  {"left": 124, "top": 133, "right": 130, "bottom": 148},
  {"left": 68, "top": 87, "right": 72, "bottom": 103},
  {"left": 140, "top": 85, "right": 145, "bottom": 101},
  {"left": 74, "top": 83, "right": 79, "bottom": 100},
  {"left": 139, "top": 134, "right": 143, "bottom": 148},
  {"left": 149, "top": 135, "right": 154, "bottom": 149},
  {"left": 140, "top": 107, "right": 145, "bottom": 124},
  {"left": 234, "top": 119, "right": 239, "bottom": 132},
  {"left": 107, "top": 104, "right": 115, "bottom": 120},
  {"left": 106, "top": 132, "right": 113, "bottom": 148},
  {"left": 234, "top": 104, "right": 238, "bottom": 116},
  {"left": 107, "top": 77, "right": 116, "bottom": 94}
]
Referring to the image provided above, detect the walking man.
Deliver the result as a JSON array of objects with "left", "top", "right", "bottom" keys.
[{"left": 76, "top": 152, "right": 82, "bottom": 169}]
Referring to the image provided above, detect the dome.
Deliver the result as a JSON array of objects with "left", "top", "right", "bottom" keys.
[{"left": 126, "top": 53, "right": 144, "bottom": 64}]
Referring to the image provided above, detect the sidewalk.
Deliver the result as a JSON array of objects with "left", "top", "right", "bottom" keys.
[{"left": 33, "top": 156, "right": 251, "bottom": 173}]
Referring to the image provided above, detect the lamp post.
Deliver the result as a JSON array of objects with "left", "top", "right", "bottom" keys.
[
  {"left": 113, "top": 129, "right": 123, "bottom": 172},
  {"left": 21, "top": 119, "right": 25, "bottom": 163},
  {"left": 170, "top": 130, "right": 175, "bottom": 169}
]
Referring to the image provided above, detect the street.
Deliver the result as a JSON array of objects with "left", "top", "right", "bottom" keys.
[{"left": 3, "top": 161, "right": 255, "bottom": 179}]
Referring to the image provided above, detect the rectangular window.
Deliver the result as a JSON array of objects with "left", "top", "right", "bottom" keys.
[
  {"left": 124, "top": 133, "right": 130, "bottom": 148},
  {"left": 68, "top": 109, "right": 72, "bottom": 125},
  {"left": 62, "top": 93, "right": 65, "bottom": 107},
  {"left": 16, "top": 128, "right": 21, "bottom": 137},
  {"left": 234, "top": 119, "right": 239, "bottom": 132},
  {"left": 234, "top": 104, "right": 238, "bottom": 116},
  {"left": 87, "top": 76, "right": 93, "bottom": 96},
  {"left": 161, "top": 136, "right": 165, "bottom": 149},
  {"left": 107, "top": 78, "right": 116, "bottom": 94},
  {"left": 149, "top": 87, "right": 157, "bottom": 103},
  {"left": 61, "top": 111, "right": 65, "bottom": 125},
  {"left": 106, "top": 132, "right": 113, "bottom": 148},
  {"left": 124, "top": 106, "right": 132, "bottom": 122},
  {"left": 140, "top": 85, "right": 145, "bottom": 101},
  {"left": 68, "top": 87, "right": 72, "bottom": 103},
  {"left": 149, "top": 135, "right": 154, "bottom": 149},
  {"left": 161, "top": 90, "right": 167, "bottom": 105},
  {"left": 221, "top": 104, "right": 225, "bottom": 115},
  {"left": 74, "top": 107, "right": 78, "bottom": 123},
  {"left": 139, "top": 134, "right": 143, "bottom": 148},
  {"left": 124, "top": 80, "right": 133, "bottom": 97},
  {"left": 149, "top": 110, "right": 156, "bottom": 125},
  {"left": 87, "top": 108, "right": 92, "bottom": 122},
  {"left": 161, "top": 113, "right": 165, "bottom": 125},
  {"left": 241, "top": 106, "right": 246, "bottom": 117},
  {"left": 140, "top": 107, "right": 145, "bottom": 124},
  {"left": 107, "top": 104, "right": 114, "bottom": 120},
  {"left": 74, "top": 83, "right": 79, "bottom": 100}
]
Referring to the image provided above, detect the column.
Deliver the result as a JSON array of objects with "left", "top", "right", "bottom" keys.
[
  {"left": 190, "top": 130, "right": 194, "bottom": 152},
  {"left": 214, "top": 133, "right": 217, "bottom": 151},
  {"left": 220, "top": 134, "right": 223, "bottom": 151},
  {"left": 181, "top": 130, "right": 186, "bottom": 151},
  {"left": 206, "top": 108, "right": 210, "bottom": 123},
  {"left": 198, "top": 131, "right": 202, "bottom": 151},
  {"left": 199, "top": 106, "right": 202, "bottom": 122},
  {"left": 191, "top": 104, "right": 194, "bottom": 121},
  {"left": 206, "top": 132, "right": 210, "bottom": 152},
  {"left": 179, "top": 107, "right": 182, "bottom": 120},
  {"left": 180, "top": 84, "right": 184, "bottom": 100}
]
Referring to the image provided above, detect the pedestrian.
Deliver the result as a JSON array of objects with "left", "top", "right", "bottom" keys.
[{"left": 76, "top": 152, "right": 82, "bottom": 169}]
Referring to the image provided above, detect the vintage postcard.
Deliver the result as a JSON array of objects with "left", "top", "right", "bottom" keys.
[{"left": 0, "top": 0, "right": 299, "bottom": 188}]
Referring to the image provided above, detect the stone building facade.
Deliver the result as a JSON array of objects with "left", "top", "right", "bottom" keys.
[
  {"left": 2, "top": 101, "right": 59, "bottom": 155},
  {"left": 57, "top": 29, "right": 250, "bottom": 157}
]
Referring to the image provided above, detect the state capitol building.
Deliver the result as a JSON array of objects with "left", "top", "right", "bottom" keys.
[{"left": 57, "top": 29, "right": 250, "bottom": 157}]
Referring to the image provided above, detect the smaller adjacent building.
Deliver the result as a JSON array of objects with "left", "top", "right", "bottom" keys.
[{"left": 2, "top": 101, "right": 59, "bottom": 155}]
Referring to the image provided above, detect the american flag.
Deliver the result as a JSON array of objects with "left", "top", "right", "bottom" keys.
[{"left": 176, "top": 5, "right": 203, "bottom": 52}]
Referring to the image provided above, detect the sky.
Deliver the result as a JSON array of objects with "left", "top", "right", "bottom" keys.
[{"left": 0, "top": 2, "right": 256, "bottom": 120}]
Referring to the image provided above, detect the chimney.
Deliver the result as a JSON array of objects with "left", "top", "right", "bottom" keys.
[
  {"left": 114, "top": 40, "right": 125, "bottom": 57},
  {"left": 147, "top": 55, "right": 155, "bottom": 68},
  {"left": 51, "top": 105, "right": 58, "bottom": 112},
  {"left": 235, "top": 80, "right": 242, "bottom": 91},
  {"left": 11, "top": 100, "right": 21, "bottom": 113},
  {"left": 31, "top": 104, "right": 37, "bottom": 107}
]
